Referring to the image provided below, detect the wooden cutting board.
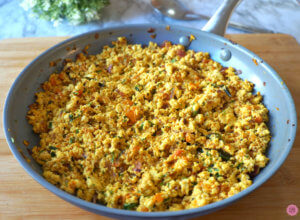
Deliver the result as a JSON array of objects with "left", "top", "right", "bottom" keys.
[{"left": 0, "top": 34, "right": 299, "bottom": 220}]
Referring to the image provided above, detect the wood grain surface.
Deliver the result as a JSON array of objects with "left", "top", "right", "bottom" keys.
[{"left": 0, "top": 34, "right": 299, "bottom": 220}]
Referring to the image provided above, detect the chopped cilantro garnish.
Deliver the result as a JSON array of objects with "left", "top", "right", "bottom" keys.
[
  {"left": 49, "top": 146, "right": 57, "bottom": 150},
  {"left": 192, "top": 109, "right": 199, "bottom": 117},
  {"left": 48, "top": 122, "right": 52, "bottom": 129},
  {"left": 69, "top": 137, "right": 75, "bottom": 144},
  {"left": 123, "top": 203, "right": 138, "bottom": 210},
  {"left": 139, "top": 122, "right": 144, "bottom": 131},
  {"left": 111, "top": 152, "right": 115, "bottom": 162},
  {"left": 163, "top": 198, "right": 170, "bottom": 203},
  {"left": 215, "top": 172, "right": 221, "bottom": 178},
  {"left": 223, "top": 86, "right": 232, "bottom": 97},
  {"left": 208, "top": 166, "right": 219, "bottom": 173},
  {"left": 218, "top": 149, "right": 231, "bottom": 161},
  {"left": 148, "top": 120, "right": 154, "bottom": 126},
  {"left": 135, "top": 84, "right": 143, "bottom": 91},
  {"left": 237, "top": 162, "right": 244, "bottom": 169},
  {"left": 197, "top": 147, "right": 203, "bottom": 153}
]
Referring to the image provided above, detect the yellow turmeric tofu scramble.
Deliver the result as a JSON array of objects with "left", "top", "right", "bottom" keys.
[{"left": 27, "top": 37, "right": 271, "bottom": 211}]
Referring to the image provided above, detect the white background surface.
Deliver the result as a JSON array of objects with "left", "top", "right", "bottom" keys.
[{"left": 0, "top": 0, "right": 300, "bottom": 42}]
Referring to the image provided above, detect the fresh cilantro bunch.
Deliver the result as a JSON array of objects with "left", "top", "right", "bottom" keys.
[{"left": 21, "top": 0, "right": 110, "bottom": 26}]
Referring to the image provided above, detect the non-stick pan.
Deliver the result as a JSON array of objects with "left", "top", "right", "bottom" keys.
[{"left": 3, "top": 0, "right": 297, "bottom": 219}]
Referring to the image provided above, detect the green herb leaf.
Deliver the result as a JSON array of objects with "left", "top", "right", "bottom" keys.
[
  {"left": 50, "top": 152, "right": 56, "bottom": 157},
  {"left": 192, "top": 109, "right": 199, "bottom": 117},
  {"left": 171, "top": 58, "right": 176, "bottom": 63},
  {"left": 163, "top": 198, "right": 170, "bottom": 203},
  {"left": 237, "top": 162, "right": 244, "bottom": 169},
  {"left": 223, "top": 86, "right": 232, "bottom": 97},
  {"left": 218, "top": 149, "right": 231, "bottom": 161},
  {"left": 123, "top": 116, "right": 128, "bottom": 122},
  {"left": 49, "top": 146, "right": 57, "bottom": 150},
  {"left": 21, "top": 0, "right": 110, "bottom": 25},
  {"left": 211, "top": 83, "right": 223, "bottom": 88},
  {"left": 48, "top": 122, "right": 53, "bottom": 129},
  {"left": 197, "top": 147, "right": 203, "bottom": 153},
  {"left": 69, "top": 137, "right": 75, "bottom": 144},
  {"left": 139, "top": 122, "right": 144, "bottom": 131},
  {"left": 208, "top": 166, "right": 219, "bottom": 173},
  {"left": 123, "top": 203, "right": 138, "bottom": 210},
  {"left": 215, "top": 172, "right": 221, "bottom": 178},
  {"left": 135, "top": 84, "right": 143, "bottom": 91},
  {"left": 69, "top": 114, "right": 74, "bottom": 122},
  {"left": 111, "top": 152, "right": 115, "bottom": 163}
]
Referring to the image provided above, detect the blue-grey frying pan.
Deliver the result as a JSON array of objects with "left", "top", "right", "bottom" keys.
[{"left": 3, "top": 0, "right": 297, "bottom": 219}]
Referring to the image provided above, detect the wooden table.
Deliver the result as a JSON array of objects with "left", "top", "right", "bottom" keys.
[{"left": 0, "top": 34, "right": 299, "bottom": 219}]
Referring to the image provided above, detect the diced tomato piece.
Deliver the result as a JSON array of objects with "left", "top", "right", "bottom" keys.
[
  {"left": 123, "top": 99, "right": 133, "bottom": 106},
  {"left": 189, "top": 83, "right": 198, "bottom": 90},
  {"left": 58, "top": 72, "right": 65, "bottom": 80},
  {"left": 77, "top": 89, "right": 83, "bottom": 96},
  {"left": 174, "top": 149, "right": 184, "bottom": 156},
  {"left": 254, "top": 116, "right": 263, "bottom": 123},
  {"left": 202, "top": 58, "right": 210, "bottom": 64},
  {"left": 141, "top": 207, "right": 149, "bottom": 212},
  {"left": 154, "top": 193, "right": 164, "bottom": 203},
  {"left": 125, "top": 107, "right": 138, "bottom": 124}
]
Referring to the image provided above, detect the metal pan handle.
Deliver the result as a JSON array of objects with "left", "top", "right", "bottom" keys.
[{"left": 202, "top": 0, "right": 242, "bottom": 36}]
